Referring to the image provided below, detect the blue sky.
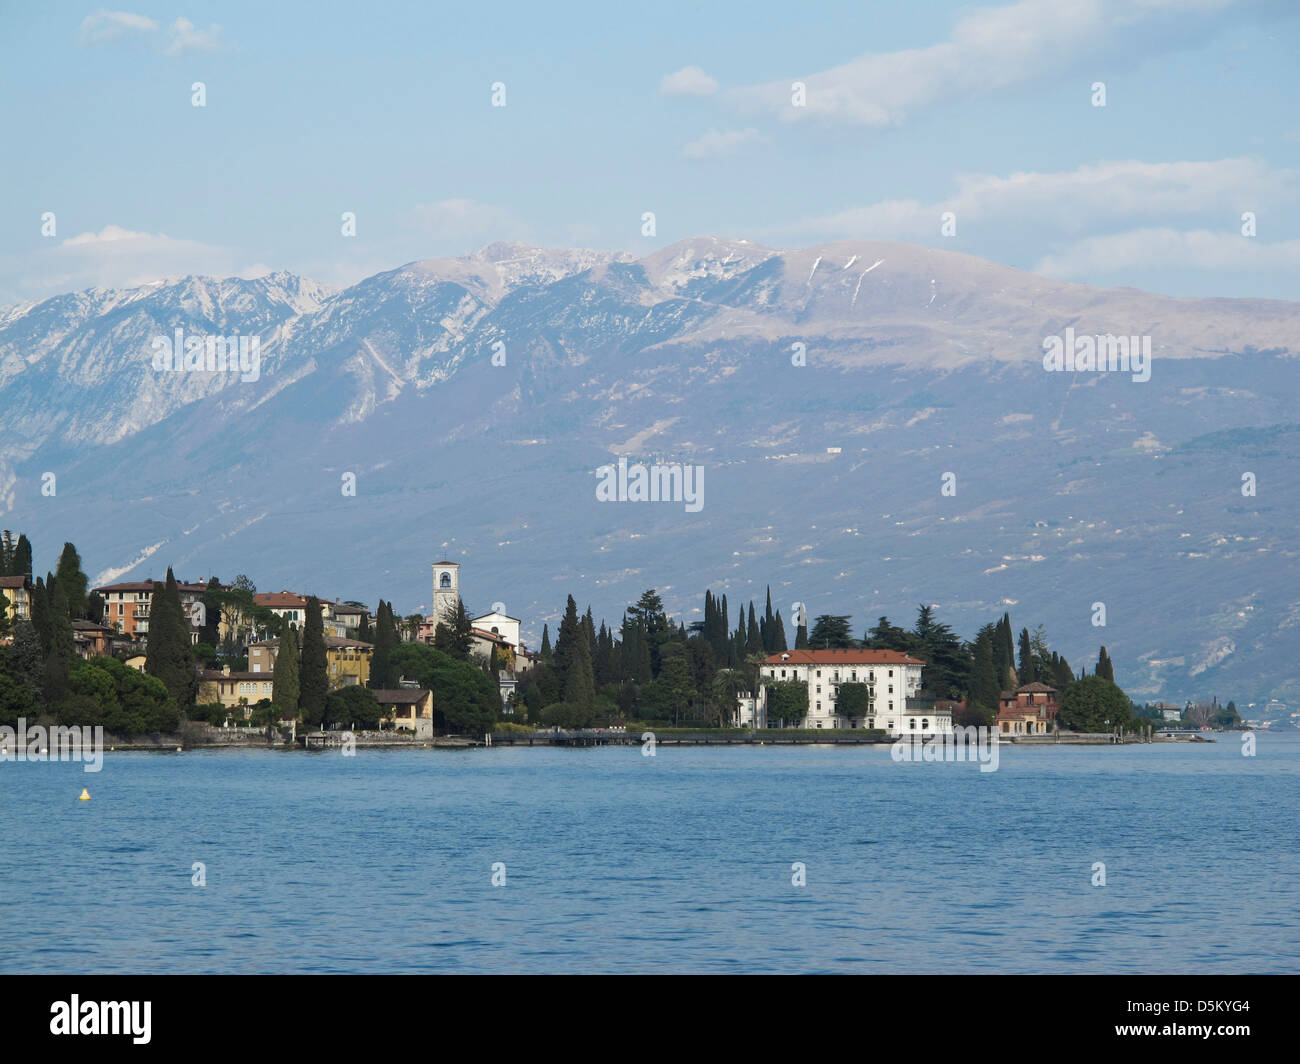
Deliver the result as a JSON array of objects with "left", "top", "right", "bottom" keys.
[{"left": 2, "top": 0, "right": 1298, "bottom": 303}]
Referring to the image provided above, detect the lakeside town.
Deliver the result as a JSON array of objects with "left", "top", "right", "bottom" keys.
[{"left": 0, "top": 529, "right": 1271, "bottom": 750}]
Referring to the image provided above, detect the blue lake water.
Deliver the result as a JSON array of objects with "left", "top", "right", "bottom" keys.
[{"left": 2, "top": 734, "right": 1297, "bottom": 973}]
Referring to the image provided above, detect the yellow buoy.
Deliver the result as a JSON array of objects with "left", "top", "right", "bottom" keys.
[{"left": 78, "top": 788, "right": 91, "bottom": 801}]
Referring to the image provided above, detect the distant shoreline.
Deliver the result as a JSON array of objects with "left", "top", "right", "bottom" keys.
[{"left": 93, "top": 730, "right": 1224, "bottom": 752}]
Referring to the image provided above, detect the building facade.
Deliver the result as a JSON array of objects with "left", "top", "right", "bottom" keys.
[
  {"left": 248, "top": 634, "right": 373, "bottom": 689},
  {"left": 93, "top": 580, "right": 208, "bottom": 644},
  {"left": 995, "top": 682, "right": 1059, "bottom": 735},
  {"left": 756, "top": 648, "right": 953, "bottom": 735}
]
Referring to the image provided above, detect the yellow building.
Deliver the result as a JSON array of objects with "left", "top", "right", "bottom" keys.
[
  {"left": 198, "top": 665, "right": 275, "bottom": 715},
  {"left": 248, "top": 634, "right": 373, "bottom": 689},
  {"left": 375, "top": 689, "right": 434, "bottom": 738}
]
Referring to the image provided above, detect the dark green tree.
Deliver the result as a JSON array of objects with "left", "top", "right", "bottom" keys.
[
  {"left": 272, "top": 624, "right": 300, "bottom": 714},
  {"left": 297, "top": 596, "right": 329, "bottom": 725},
  {"left": 809, "top": 614, "right": 855, "bottom": 649},
  {"left": 144, "top": 569, "right": 196, "bottom": 710},
  {"left": 55, "top": 543, "right": 88, "bottom": 619}
]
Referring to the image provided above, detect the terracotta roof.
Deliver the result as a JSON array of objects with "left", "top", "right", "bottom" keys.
[
  {"left": 763, "top": 649, "right": 926, "bottom": 665},
  {"left": 471, "top": 628, "right": 513, "bottom": 646},
  {"left": 0, "top": 575, "right": 31, "bottom": 589},
  {"left": 254, "top": 592, "right": 309, "bottom": 608},
  {"left": 1016, "top": 682, "right": 1058, "bottom": 693}
]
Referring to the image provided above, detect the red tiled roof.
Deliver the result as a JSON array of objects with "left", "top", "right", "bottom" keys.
[
  {"left": 762, "top": 649, "right": 925, "bottom": 665},
  {"left": 254, "top": 592, "right": 309, "bottom": 608},
  {"left": 0, "top": 575, "right": 31, "bottom": 589}
]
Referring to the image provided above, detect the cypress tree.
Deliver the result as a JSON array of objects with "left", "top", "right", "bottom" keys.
[
  {"left": 145, "top": 568, "right": 197, "bottom": 711},
  {"left": 370, "top": 600, "right": 398, "bottom": 689},
  {"left": 746, "top": 602, "right": 763, "bottom": 658},
  {"left": 969, "top": 623, "right": 1000, "bottom": 714},
  {"left": 55, "top": 543, "right": 88, "bottom": 620},
  {"left": 1096, "top": 646, "right": 1114, "bottom": 683},
  {"left": 14, "top": 535, "right": 32, "bottom": 579},
  {"left": 30, "top": 577, "right": 51, "bottom": 657},
  {"left": 771, "top": 609, "right": 788, "bottom": 652},
  {"left": 43, "top": 581, "right": 76, "bottom": 707},
  {"left": 298, "top": 596, "right": 329, "bottom": 725},
  {"left": 1017, "top": 627, "right": 1034, "bottom": 686},
  {"left": 763, "top": 588, "right": 776, "bottom": 653},
  {"left": 557, "top": 596, "right": 595, "bottom": 710},
  {"left": 272, "top": 624, "right": 300, "bottom": 714},
  {"left": 539, "top": 623, "right": 552, "bottom": 662}
]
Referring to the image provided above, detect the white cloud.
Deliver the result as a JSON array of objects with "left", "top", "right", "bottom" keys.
[
  {"left": 727, "top": 0, "right": 1252, "bottom": 126},
  {"left": 1036, "top": 228, "right": 1300, "bottom": 278},
  {"left": 0, "top": 226, "right": 266, "bottom": 304},
  {"left": 77, "top": 12, "right": 224, "bottom": 54},
  {"left": 781, "top": 158, "right": 1298, "bottom": 242},
  {"left": 79, "top": 10, "right": 158, "bottom": 45},
  {"left": 165, "top": 17, "right": 223, "bottom": 55},
  {"left": 660, "top": 65, "right": 719, "bottom": 97},
  {"left": 682, "top": 128, "right": 763, "bottom": 160}
]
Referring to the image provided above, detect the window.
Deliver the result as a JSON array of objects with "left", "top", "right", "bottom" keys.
[
  {"left": 922, "top": 719, "right": 929, "bottom": 730},
  {"left": 868, "top": 718, "right": 874, "bottom": 729},
  {"left": 889, "top": 685, "right": 894, "bottom": 693},
  {"left": 816, "top": 670, "right": 822, "bottom": 678},
  {"left": 440, "top": 573, "right": 452, "bottom": 588},
  {"left": 816, "top": 685, "right": 821, "bottom": 694},
  {"left": 816, "top": 702, "right": 821, "bottom": 711},
  {"left": 909, "top": 719, "right": 916, "bottom": 729}
]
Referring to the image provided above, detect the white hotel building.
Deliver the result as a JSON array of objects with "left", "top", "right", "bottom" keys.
[{"left": 750, "top": 649, "right": 954, "bottom": 736}]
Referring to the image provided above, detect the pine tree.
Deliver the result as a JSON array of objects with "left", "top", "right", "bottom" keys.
[
  {"left": 145, "top": 568, "right": 197, "bottom": 711},
  {"left": 298, "top": 596, "right": 329, "bottom": 725},
  {"left": 273, "top": 624, "right": 300, "bottom": 713}
]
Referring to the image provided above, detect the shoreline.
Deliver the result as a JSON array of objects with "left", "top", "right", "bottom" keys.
[{"left": 91, "top": 731, "right": 1223, "bottom": 752}]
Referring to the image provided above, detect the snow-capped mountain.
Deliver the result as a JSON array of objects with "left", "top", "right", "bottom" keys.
[{"left": 1, "top": 238, "right": 1297, "bottom": 708}]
